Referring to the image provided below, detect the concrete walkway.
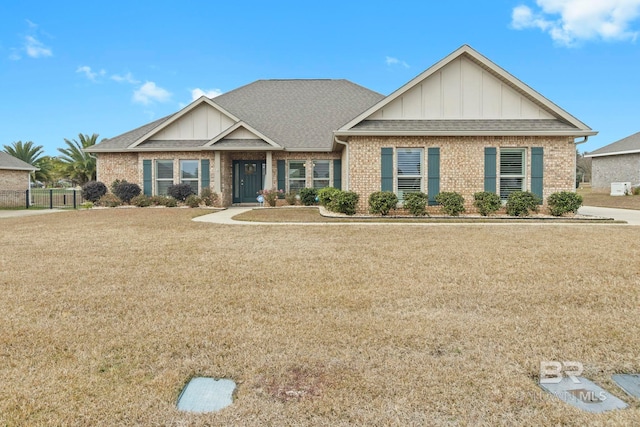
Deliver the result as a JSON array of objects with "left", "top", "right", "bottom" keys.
[
  {"left": 0, "top": 209, "right": 64, "bottom": 219},
  {"left": 193, "top": 206, "right": 640, "bottom": 226}
]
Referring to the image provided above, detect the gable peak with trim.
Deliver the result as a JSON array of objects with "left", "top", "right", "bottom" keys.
[{"left": 338, "top": 45, "right": 595, "bottom": 137}]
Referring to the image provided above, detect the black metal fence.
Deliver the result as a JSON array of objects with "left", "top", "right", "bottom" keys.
[{"left": 0, "top": 189, "right": 85, "bottom": 209}]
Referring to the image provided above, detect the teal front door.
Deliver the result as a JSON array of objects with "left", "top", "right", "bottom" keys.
[{"left": 232, "top": 160, "right": 264, "bottom": 203}]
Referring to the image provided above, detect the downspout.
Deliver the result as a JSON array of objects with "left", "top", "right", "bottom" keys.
[
  {"left": 334, "top": 136, "right": 349, "bottom": 190},
  {"left": 574, "top": 136, "right": 588, "bottom": 145},
  {"left": 573, "top": 136, "right": 589, "bottom": 190}
]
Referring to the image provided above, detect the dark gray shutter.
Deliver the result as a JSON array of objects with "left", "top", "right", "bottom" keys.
[
  {"left": 333, "top": 159, "right": 342, "bottom": 190},
  {"left": 143, "top": 160, "right": 152, "bottom": 196},
  {"left": 277, "top": 160, "right": 286, "bottom": 191},
  {"left": 484, "top": 147, "right": 497, "bottom": 193},
  {"left": 531, "top": 147, "right": 544, "bottom": 202},
  {"left": 381, "top": 148, "right": 393, "bottom": 191},
  {"left": 427, "top": 147, "right": 440, "bottom": 206},
  {"left": 201, "top": 159, "right": 210, "bottom": 190}
]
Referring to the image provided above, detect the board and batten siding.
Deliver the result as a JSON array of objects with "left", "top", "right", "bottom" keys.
[
  {"left": 368, "top": 56, "right": 554, "bottom": 120},
  {"left": 152, "top": 103, "right": 235, "bottom": 140}
]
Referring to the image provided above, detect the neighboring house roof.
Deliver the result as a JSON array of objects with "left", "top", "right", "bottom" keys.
[
  {"left": 586, "top": 131, "right": 640, "bottom": 158},
  {"left": 0, "top": 152, "right": 38, "bottom": 171},
  {"left": 337, "top": 45, "right": 596, "bottom": 138},
  {"left": 88, "top": 80, "right": 384, "bottom": 153}
]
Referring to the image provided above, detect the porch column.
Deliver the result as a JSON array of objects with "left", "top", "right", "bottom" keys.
[
  {"left": 213, "top": 151, "right": 221, "bottom": 194},
  {"left": 264, "top": 151, "right": 273, "bottom": 190}
]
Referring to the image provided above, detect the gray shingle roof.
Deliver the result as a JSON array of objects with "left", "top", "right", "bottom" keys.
[
  {"left": 587, "top": 131, "right": 640, "bottom": 157},
  {"left": 136, "top": 140, "right": 209, "bottom": 150},
  {"left": 90, "top": 80, "right": 384, "bottom": 153},
  {"left": 349, "top": 119, "right": 579, "bottom": 133},
  {"left": 0, "top": 152, "right": 38, "bottom": 170},
  {"left": 213, "top": 80, "right": 384, "bottom": 150}
]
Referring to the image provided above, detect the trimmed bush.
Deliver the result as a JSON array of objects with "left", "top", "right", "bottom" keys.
[
  {"left": 112, "top": 181, "right": 141, "bottom": 203},
  {"left": 167, "top": 183, "right": 195, "bottom": 202},
  {"left": 330, "top": 191, "right": 359, "bottom": 215},
  {"left": 547, "top": 191, "right": 583, "bottom": 216},
  {"left": 185, "top": 194, "right": 202, "bottom": 208},
  {"left": 285, "top": 191, "right": 297, "bottom": 205},
  {"left": 131, "top": 194, "right": 151, "bottom": 207},
  {"left": 368, "top": 191, "right": 398, "bottom": 216},
  {"left": 317, "top": 187, "right": 341, "bottom": 207},
  {"left": 200, "top": 187, "right": 218, "bottom": 206},
  {"left": 82, "top": 181, "right": 107, "bottom": 203},
  {"left": 299, "top": 188, "right": 318, "bottom": 206},
  {"left": 96, "top": 193, "right": 122, "bottom": 207},
  {"left": 473, "top": 191, "right": 501, "bottom": 216},
  {"left": 150, "top": 195, "right": 177, "bottom": 207},
  {"left": 435, "top": 192, "right": 465, "bottom": 216},
  {"left": 403, "top": 192, "right": 428, "bottom": 216},
  {"left": 505, "top": 191, "right": 541, "bottom": 217}
]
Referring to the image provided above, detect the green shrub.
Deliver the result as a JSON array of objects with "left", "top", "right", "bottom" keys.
[
  {"left": 330, "top": 191, "right": 359, "bottom": 215},
  {"left": 81, "top": 181, "right": 107, "bottom": 203},
  {"left": 80, "top": 201, "right": 93, "bottom": 209},
  {"left": 167, "top": 183, "right": 194, "bottom": 201},
  {"left": 435, "top": 192, "right": 465, "bottom": 216},
  {"left": 547, "top": 191, "right": 583, "bottom": 216},
  {"left": 96, "top": 193, "right": 122, "bottom": 207},
  {"left": 317, "top": 187, "right": 341, "bottom": 207},
  {"left": 633, "top": 186, "right": 640, "bottom": 196},
  {"left": 258, "top": 188, "right": 282, "bottom": 207},
  {"left": 185, "top": 194, "right": 202, "bottom": 208},
  {"left": 131, "top": 194, "right": 151, "bottom": 207},
  {"left": 150, "top": 195, "right": 177, "bottom": 207},
  {"left": 112, "top": 181, "right": 141, "bottom": 203},
  {"left": 299, "top": 188, "right": 318, "bottom": 206},
  {"left": 403, "top": 192, "right": 428, "bottom": 216},
  {"left": 284, "top": 191, "right": 297, "bottom": 205},
  {"left": 368, "top": 191, "right": 398, "bottom": 216},
  {"left": 505, "top": 191, "right": 541, "bottom": 216},
  {"left": 473, "top": 191, "right": 501, "bottom": 216},
  {"left": 200, "top": 187, "right": 218, "bottom": 206}
]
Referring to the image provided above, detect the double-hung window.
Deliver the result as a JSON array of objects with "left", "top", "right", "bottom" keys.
[
  {"left": 499, "top": 149, "right": 525, "bottom": 200},
  {"left": 313, "top": 160, "right": 330, "bottom": 188},
  {"left": 180, "top": 160, "right": 199, "bottom": 194},
  {"left": 397, "top": 148, "right": 423, "bottom": 200},
  {"left": 156, "top": 160, "right": 174, "bottom": 196},
  {"left": 288, "top": 161, "right": 306, "bottom": 192}
]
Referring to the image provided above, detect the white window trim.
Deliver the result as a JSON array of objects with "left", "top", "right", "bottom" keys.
[
  {"left": 499, "top": 148, "right": 526, "bottom": 200},
  {"left": 180, "top": 159, "right": 199, "bottom": 193},
  {"left": 155, "top": 159, "right": 174, "bottom": 196},
  {"left": 312, "top": 159, "right": 331, "bottom": 189},
  {"left": 288, "top": 160, "right": 307, "bottom": 192},
  {"left": 396, "top": 148, "right": 424, "bottom": 200}
]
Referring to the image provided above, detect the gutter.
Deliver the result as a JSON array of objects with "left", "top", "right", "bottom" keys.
[
  {"left": 334, "top": 136, "right": 349, "bottom": 190},
  {"left": 574, "top": 136, "right": 589, "bottom": 145}
]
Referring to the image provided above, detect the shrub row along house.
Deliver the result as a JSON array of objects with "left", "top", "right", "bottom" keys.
[{"left": 87, "top": 45, "right": 596, "bottom": 212}]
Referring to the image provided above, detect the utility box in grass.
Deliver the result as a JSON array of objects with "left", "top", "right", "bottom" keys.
[{"left": 611, "top": 182, "right": 631, "bottom": 196}]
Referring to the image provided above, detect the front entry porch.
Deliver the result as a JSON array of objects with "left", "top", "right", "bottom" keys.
[{"left": 232, "top": 160, "right": 266, "bottom": 204}]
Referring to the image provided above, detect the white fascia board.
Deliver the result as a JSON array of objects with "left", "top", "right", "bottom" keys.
[
  {"left": 334, "top": 130, "right": 598, "bottom": 137},
  {"left": 204, "top": 121, "right": 282, "bottom": 149},
  {"left": 586, "top": 149, "right": 640, "bottom": 158},
  {"left": 203, "top": 146, "right": 284, "bottom": 151},
  {"left": 0, "top": 166, "right": 38, "bottom": 171},
  {"left": 127, "top": 97, "right": 241, "bottom": 149}
]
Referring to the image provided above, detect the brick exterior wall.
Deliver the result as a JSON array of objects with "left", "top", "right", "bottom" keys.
[
  {"left": 0, "top": 169, "right": 30, "bottom": 191},
  {"left": 347, "top": 135, "right": 576, "bottom": 213},
  {"left": 591, "top": 153, "right": 640, "bottom": 193}
]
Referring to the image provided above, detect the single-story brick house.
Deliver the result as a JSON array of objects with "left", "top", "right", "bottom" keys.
[
  {"left": 0, "top": 152, "right": 38, "bottom": 191},
  {"left": 586, "top": 132, "right": 640, "bottom": 192},
  {"left": 87, "top": 45, "right": 596, "bottom": 211}
]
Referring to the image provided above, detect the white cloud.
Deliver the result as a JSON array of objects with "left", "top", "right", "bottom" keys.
[
  {"left": 191, "top": 88, "right": 222, "bottom": 100},
  {"left": 111, "top": 72, "right": 139, "bottom": 84},
  {"left": 511, "top": 0, "right": 640, "bottom": 46},
  {"left": 385, "top": 56, "right": 410, "bottom": 68},
  {"left": 133, "top": 81, "right": 172, "bottom": 105},
  {"left": 24, "top": 35, "right": 52, "bottom": 58},
  {"left": 77, "top": 66, "right": 97, "bottom": 81}
]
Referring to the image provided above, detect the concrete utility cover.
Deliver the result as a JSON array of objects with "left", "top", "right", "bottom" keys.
[
  {"left": 612, "top": 374, "right": 640, "bottom": 398},
  {"left": 539, "top": 377, "right": 628, "bottom": 413},
  {"left": 177, "top": 377, "right": 236, "bottom": 413}
]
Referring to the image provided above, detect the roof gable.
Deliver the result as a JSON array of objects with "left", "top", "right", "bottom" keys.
[
  {"left": 0, "top": 152, "right": 38, "bottom": 171},
  {"left": 204, "top": 122, "right": 282, "bottom": 150},
  {"left": 339, "top": 45, "right": 594, "bottom": 135},
  {"left": 586, "top": 131, "right": 640, "bottom": 158}
]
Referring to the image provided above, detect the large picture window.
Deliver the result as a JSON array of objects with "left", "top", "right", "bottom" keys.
[
  {"left": 180, "top": 160, "right": 199, "bottom": 194},
  {"left": 397, "top": 148, "right": 423, "bottom": 200},
  {"left": 313, "top": 160, "right": 330, "bottom": 189},
  {"left": 500, "top": 149, "right": 525, "bottom": 200},
  {"left": 156, "top": 160, "right": 174, "bottom": 196},
  {"left": 288, "top": 160, "right": 306, "bottom": 192}
]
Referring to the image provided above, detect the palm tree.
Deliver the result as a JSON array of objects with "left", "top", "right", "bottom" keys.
[
  {"left": 58, "top": 133, "right": 98, "bottom": 185},
  {"left": 2, "top": 140, "right": 51, "bottom": 184}
]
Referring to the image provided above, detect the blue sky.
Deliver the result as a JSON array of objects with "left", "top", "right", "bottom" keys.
[{"left": 2, "top": 0, "right": 640, "bottom": 156}]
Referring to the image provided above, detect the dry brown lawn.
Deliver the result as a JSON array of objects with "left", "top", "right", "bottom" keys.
[
  {"left": 580, "top": 188, "right": 640, "bottom": 210},
  {"left": 1, "top": 208, "right": 639, "bottom": 426}
]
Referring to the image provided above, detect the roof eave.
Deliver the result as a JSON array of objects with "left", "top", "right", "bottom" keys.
[
  {"left": 0, "top": 166, "right": 38, "bottom": 171},
  {"left": 586, "top": 149, "right": 640, "bottom": 158},
  {"left": 334, "top": 130, "right": 598, "bottom": 137}
]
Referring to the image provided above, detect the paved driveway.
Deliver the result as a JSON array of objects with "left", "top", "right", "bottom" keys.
[
  {"left": 0, "top": 209, "right": 64, "bottom": 219},
  {"left": 578, "top": 206, "right": 640, "bottom": 225}
]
